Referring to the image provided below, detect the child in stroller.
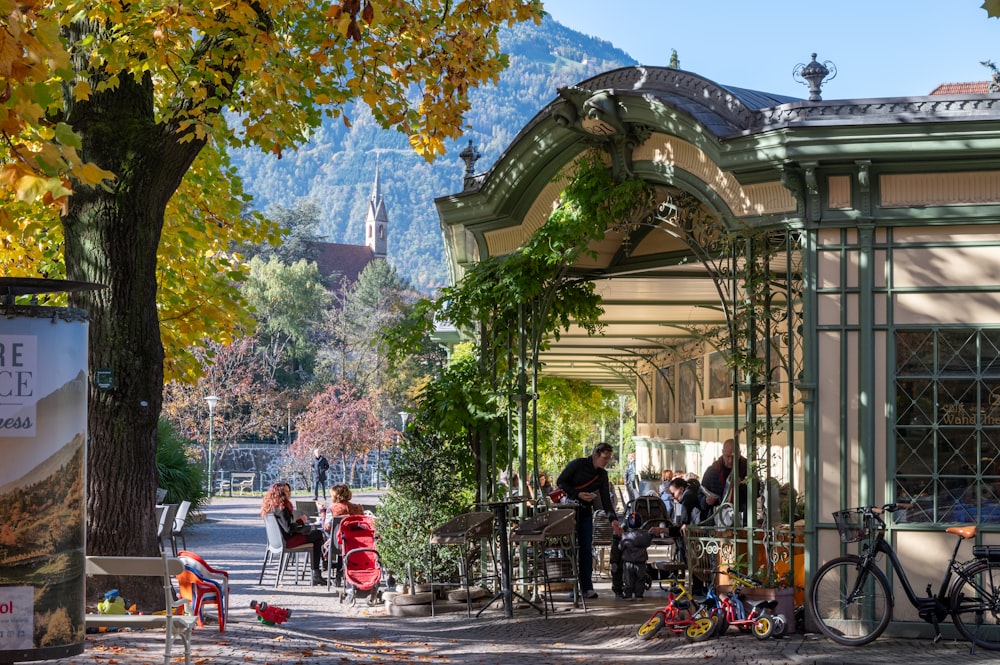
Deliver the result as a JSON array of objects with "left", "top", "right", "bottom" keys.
[{"left": 332, "top": 514, "right": 383, "bottom": 605}]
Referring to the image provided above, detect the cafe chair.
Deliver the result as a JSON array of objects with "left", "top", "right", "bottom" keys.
[
  {"left": 157, "top": 503, "right": 180, "bottom": 553},
  {"left": 428, "top": 511, "right": 497, "bottom": 615},
  {"left": 510, "top": 507, "right": 581, "bottom": 617},
  {"left": 171, "top": 500, "right": 192, "bottom": 556},
  {"left": 259, "top": 513, "right": 313, "bottom": 587}
]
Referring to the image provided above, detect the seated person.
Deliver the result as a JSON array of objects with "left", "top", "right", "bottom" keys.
[
  {"left": 260, "top": 482, "right": 326, "bottom": 585},
  {"left": 324, "top": 482, "right": 364, "bottom": 532}
]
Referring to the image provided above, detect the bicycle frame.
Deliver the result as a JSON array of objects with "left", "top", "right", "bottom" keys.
[{"left": 850, "top": 513, "right": 971, "bottom": 626}]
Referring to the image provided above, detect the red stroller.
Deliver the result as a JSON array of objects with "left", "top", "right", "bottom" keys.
[{"left": 333, "top": 514, "right": 383, "bottom": 605}]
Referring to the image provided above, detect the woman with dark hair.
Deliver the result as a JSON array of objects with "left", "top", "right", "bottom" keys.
[{"left": 260, "top": 482, "right": 326, "bottom": 585}]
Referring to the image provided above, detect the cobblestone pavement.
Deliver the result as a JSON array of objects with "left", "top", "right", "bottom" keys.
[{"left": 25, "top": 496, "right": 1000, "bottom": 665}]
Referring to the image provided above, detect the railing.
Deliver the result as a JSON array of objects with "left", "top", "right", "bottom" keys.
[{"left": 685, "top": 525, "right": 805, "bottom": 604}]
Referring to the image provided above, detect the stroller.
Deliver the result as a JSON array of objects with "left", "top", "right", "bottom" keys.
[
  {"left": 627, "top": 495, "right": 686, "bottom": 590},
  {"left": 333, "top": 514, "right": 383, "bottom": 605}
]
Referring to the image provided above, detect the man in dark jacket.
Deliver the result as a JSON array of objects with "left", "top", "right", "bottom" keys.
[
  {"left": 312, "top": 448, "right": 330, "bottom": 500},
  {"left": 699, "top": 438, "right": 748, "bottom": 526},
  {"left": 556, "top": 441, "right": 624, "bottom": 599}
]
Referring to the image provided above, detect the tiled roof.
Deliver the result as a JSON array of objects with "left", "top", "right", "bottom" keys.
[
  {"left": 307, "top": 241, "right": 375, "bottom": 290},
  {"left": 930, "top": 81, "right": 991, "bottom": 95}
]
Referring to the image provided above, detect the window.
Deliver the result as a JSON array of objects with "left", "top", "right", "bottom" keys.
[{"left": 894, "top": 328, "right": 1000, "bottom": 524}]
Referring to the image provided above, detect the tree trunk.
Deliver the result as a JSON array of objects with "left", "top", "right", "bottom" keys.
[{"left": 61, "top": 27, "right": 206, "bottom": 583}]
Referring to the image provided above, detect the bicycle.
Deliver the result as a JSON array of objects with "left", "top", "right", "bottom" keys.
[
  {"left": 808, "top": 503, "right": 1000, "bottom": 651},
  {"left": 636, "top": 574, "right": 718, "bottom": 642}
]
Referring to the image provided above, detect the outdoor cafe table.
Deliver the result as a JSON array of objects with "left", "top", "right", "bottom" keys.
[{"left": 475, "top": 497, "right": 543, "bottom": 618}]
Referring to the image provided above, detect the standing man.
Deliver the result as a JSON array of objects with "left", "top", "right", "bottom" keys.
[
  {"left": 624, "top": 451, "right": 639, "bottom": 503},
  {"left": 312, "top": 448, "right": 330, "bottom": 501},
  {"left": 556, "top": 441, "right": 624, "bottom": 600},
  {"left": 699, "top": 438, "right": 748, "bottom": 527}
]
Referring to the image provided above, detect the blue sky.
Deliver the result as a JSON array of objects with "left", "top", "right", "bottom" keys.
[{"left": 541, "top": 1, "right": 999, "bottom": 99}]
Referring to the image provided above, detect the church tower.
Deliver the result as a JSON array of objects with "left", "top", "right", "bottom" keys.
[{"left": 365, "top": 164, "right": 388, "bottom": 258}]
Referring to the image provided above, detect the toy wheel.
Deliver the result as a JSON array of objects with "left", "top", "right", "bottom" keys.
[
  {"left": 715, "top": 612, "right": 729, "bottom": 636},
  {"left": 752, "top": 615, "right": 774, "bottom": 640},
  {"left": 348, "top": 594, "right": 357, "bottom": 607},
  {"left": 771, "top": 614, "right": 788, "bottom": 638},
  {"left": 636, "top": 614, "right": 664, "bottom": 640},
  {"left": 685, "top": 616, "right": 717, "bottom": 642}
]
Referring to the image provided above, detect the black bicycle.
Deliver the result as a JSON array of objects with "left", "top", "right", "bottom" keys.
[{"left": 808, "top": 503, "right": 1000, "bottom": 651}]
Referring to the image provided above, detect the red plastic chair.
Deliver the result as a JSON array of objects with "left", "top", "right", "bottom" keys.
[{"left": 177, "top": 551, "right": 229, "bottom": 631}]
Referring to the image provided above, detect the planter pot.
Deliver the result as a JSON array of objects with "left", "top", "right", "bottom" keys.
[{"left": 741, "top": 586, "right": 795, "bottom": 633}]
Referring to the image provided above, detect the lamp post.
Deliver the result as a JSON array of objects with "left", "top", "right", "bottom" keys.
[{"left": 205, "top": 395, "right": 219, "bottom": 495}]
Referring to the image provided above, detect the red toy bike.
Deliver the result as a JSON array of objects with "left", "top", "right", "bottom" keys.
[
  {"left": 250, "top": 600, "right": 291, "bottom": 625},
  {"left": 636, "top": 575, "right": 717, "bottom": 641},
  {"left": 703, "top": 569, "right": 786, "bottom": 640}
]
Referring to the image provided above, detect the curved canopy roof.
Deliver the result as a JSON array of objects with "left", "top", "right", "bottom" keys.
[{"left": 436, "top": 66, "right": 1000, "bottom": 393}]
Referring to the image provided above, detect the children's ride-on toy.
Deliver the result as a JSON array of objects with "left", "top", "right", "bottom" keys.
[
  {"left": 250, "top": 600, "right": 291, "bottom": 625},
  {"left": 636, "top": 575, "right": 718, "bottom": 642}
]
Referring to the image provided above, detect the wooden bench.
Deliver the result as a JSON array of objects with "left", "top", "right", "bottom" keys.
[{"left": 85, "top": 555, "right": 195, "bottom": 665}]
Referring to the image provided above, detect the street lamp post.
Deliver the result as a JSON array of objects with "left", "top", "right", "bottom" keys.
[{"left": 205, "top": 395, "right": 219, "bottom": 496}]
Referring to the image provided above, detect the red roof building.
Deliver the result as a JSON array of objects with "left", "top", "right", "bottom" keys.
[{"left": 307, "top": 166, "right": 389, "bottom": 290}]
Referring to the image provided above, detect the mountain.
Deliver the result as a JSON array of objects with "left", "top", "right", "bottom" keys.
[{"left": 230, "top": 17, "right": 638, "bottom": 293}]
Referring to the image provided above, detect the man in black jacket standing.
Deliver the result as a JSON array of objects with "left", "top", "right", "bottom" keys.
[
  {"left": 556, "top": 441, "right": 624, "bottom": 599},
  {"left": 312, "top": 448, "right": 330, "bottom": 501}
]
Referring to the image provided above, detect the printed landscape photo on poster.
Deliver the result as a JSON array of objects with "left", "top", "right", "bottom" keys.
[
  {"left": 636, "top": 373, "right": 649, "bottom": 423},
  {"left": 679, "top": 359, "right": 698, "bottom": 423},
  {"left": 655, "top": 365, "right": 672, "bottom": 423},
  {"left": 709, "top": 351, "right": 732, "bottom": 400}
]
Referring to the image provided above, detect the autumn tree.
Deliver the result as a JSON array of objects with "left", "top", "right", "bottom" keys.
[
  {"left": 162, "top": 337, "right": 289, "bottom": 478},
  {"left": 0, "top": 0, "right": 543, "bottom": 559},
  {"left": 293, "top": 382, "right": 391, "bottom": 484}
]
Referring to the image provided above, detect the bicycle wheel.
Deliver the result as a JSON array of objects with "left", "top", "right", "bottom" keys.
[
  {"left": 636, "top": 614, "right": 664, "bottom": 640},
  {"left": 752, "top": 615, "right": 774, "bottom": 640},
  {"left": 771, "top": 614, "right": 788, "bottom": 639},
  {"left": 950, "top": 560, "right": 1000, "bottom": 650},
  {"left": 685, "top": 616, "right": 717, "bottom": 642},
  {"left": 809, "top": 555, "right": 891, "bottom": 645}
]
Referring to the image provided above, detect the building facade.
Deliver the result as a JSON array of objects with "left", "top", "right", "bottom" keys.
[{"left": 437, "top": 64, "right": 1000, "bottom": 636}]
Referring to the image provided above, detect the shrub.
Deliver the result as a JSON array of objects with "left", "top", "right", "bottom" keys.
[
  {"left": 377, "top": 426, "right": 473, "bottom": 583},
  {"left": 156, "top": 419, "right": 208, "bottom": 512}
]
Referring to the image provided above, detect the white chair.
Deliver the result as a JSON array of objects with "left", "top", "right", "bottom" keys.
[
  {"left": 157, "top": 504, "right": 180, "bottom": 553},
  {"left": 171, "top": 500, "right": 192, "bottom": 556},
  {"left": 259, "top": 514, "right": 313, "bottom": 587}
]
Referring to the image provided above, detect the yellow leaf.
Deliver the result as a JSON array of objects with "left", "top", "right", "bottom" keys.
[{"left": 72, "top": 80, "right": 92, "bottom": 101}]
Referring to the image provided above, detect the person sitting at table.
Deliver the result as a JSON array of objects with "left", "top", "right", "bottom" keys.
[
  {"left": 260, "top": 482, "right": 326, "bottom": 585},
  {"left": 324, "top": 483, "right": 364, "bottom": 532}
]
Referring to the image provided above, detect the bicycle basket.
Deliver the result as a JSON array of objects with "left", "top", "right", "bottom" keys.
[{"left": 833, "top": 508, "right": 866, "bottom": 543}]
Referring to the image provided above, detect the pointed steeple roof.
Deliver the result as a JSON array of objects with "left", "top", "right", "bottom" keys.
[{"left": 366, "top": 161, "right": 388, "bottom": 257}]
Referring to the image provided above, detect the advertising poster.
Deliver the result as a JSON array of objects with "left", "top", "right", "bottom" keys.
[{"left": 0, "top": 308, "right": 88, "bottom": 661}]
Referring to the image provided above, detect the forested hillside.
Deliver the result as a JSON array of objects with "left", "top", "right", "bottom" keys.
[{"left": 231, "top": 17, "right": 637, "bottom": 292}]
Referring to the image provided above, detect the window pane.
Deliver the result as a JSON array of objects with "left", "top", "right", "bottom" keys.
[
  {"left": 896, "top": 330, "right": 934, "bottom": 376},
  {"left": 937, "top": 329, "right": 978, "bottom": 376}
]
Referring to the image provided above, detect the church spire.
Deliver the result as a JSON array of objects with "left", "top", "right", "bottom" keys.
[{"left": 365, "top": 161, "right": 388, "bottom": 258}]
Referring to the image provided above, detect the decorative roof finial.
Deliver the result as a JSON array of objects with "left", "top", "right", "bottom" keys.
[
  {"left": 793, "top": 53, "right": 837, "bottom": 102},
  {"left": 459, "top": 140, "right": 481, "bottom": 190}
]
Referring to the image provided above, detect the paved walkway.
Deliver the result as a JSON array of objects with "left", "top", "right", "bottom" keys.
[{"left": 27, "top": 496, "right": 1000, "bottom": 665}]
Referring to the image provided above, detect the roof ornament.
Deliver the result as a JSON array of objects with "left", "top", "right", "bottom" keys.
[
  {"left": 551, "top": 86, "right": 652, "bottom": 181},
  {"left": 793, "top": 53, "right": 837, "bottom": 101},
  {"left": 459, "top": 140, "right": 481, "bottom": 191}
]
